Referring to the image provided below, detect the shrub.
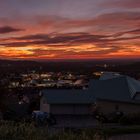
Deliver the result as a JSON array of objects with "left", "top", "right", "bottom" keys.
[
  {"left": 119, "top": 113, "right": 140, "bottom": 125},
  {"left": 0, "top": 121, "right": 106, "bottom": 140}
]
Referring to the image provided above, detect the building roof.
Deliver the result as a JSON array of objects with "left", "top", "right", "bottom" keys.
[
  {"left": 42, "top": 75, "right": 140, "bottom": 104},
  {"left": 89, "top": 76, "right": 131, "bottom": 102},
  {"left": 42, "top": 89, "right": 95, "bottom": 104},
  {"left": 90, "top": 76, "right": 140, "bottom": 102},
  {"left": 99, "top": 72, "right": 121, "bottom": 80},
  {"left": 126, "top": 76, "right": 140, "bottom": 98}
]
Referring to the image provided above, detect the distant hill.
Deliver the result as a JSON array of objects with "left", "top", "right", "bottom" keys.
[{"left": 0, "top": 59, "right": 140, "bottom": 74}]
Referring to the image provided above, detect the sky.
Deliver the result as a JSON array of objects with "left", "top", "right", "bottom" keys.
[{"left": 0, "top": 0, "right": 140, "bottom": 60}]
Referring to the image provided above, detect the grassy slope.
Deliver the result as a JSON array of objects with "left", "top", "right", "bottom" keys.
[{"left": 0, "top": 121, "right": 140, "bottom": 140}]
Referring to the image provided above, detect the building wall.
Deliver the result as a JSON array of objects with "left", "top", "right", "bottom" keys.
[
  {"left": 40, "top": 96, "right": 140, "bottom": 115},
  {"left": 40, "top": 98, "right": 50, "bottom": 112},
  {"left": 40, "top": 96, "right": 92, "bottom": 115},
  {"left": 97, "top": 100, "right": 140, "bottom": 115},
  {"left": 50, "top": 104, "right": 91, "bottom": 115}
]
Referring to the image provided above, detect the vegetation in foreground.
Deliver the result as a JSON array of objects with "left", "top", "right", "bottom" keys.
[
  {"left": 0, "top": 121, "right": 103, "bottom": 140},
  {"left": 0, "top": 121, "right": 140, "bottom": 140}
]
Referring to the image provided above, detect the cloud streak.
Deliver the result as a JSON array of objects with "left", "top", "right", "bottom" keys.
[{"left": 0, "top": 26, "right": 24, "bottom": 34}]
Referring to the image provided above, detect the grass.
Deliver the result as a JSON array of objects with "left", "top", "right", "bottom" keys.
[
  {"left": 0, "top": 121, "right": 140, "bottom": 140},
  {"left": 0, "top": 121, "right": 104, "bottom": 140},
  {"left": 102, "top": 126, "right": 140, "bottom": 136}
]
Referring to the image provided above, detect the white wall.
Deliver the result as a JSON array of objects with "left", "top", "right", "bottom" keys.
[{"left": 40, "top": 98, "right": 50, "bottom": 112}]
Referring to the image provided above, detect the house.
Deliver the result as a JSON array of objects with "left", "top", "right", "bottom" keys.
[
  {"left": 89, "top": 76, "right": 140, "bottom": 115},
  {"left": 40, "top": 89, "right": 94, "bottom": 115},
  {"left": 40, "top": 75, "right": 140, "bottom": 116}
]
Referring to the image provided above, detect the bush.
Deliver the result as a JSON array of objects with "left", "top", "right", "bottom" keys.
[
  {"left": 0, "top": 121, "right": 106, "bottom": 140},
  {"left": 119, "top": 113, "right": 140, "bottom": 125}
]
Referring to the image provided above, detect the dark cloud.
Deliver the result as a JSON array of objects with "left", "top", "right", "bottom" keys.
[
  {"left": 0, "top": 11, "right": 139, "bottom": 35},
  {"left": 0, "top": 26, "right": 24, "bottom": 34},
  {"left": 0, "top": 32, "right": 109, "bottom": 46},
  {"left": 0, "top": 31, "right": 139, "bottom": 47},
  {"left": 48, "top": 11, "right": 139, "bottom": 35},
  {"left": 17, "top": 34, "right": 50, "bottom": 40},
  {"left": 113, "top": 28, "right": 140, "bottom": 37}
]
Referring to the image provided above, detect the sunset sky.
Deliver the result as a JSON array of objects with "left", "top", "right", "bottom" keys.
[{"left": 0, "top": 0, "right": 140, "bottom": 60}]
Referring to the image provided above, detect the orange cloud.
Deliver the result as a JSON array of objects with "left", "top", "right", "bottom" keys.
[{"left": 0, "top": 11, "right": 139, "bottom": 60}]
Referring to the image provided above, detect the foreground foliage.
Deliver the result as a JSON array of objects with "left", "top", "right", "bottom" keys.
[
  {"left": 0, "top": 121, "right": 104, "bottom": 140},
  {"left": 0, "top": 121, "right": 140, "bottom": 140}
]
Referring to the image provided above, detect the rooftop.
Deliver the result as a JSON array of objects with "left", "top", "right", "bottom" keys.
[{"left": 42, "top": 75, "right": 140, "bottom": 104}]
